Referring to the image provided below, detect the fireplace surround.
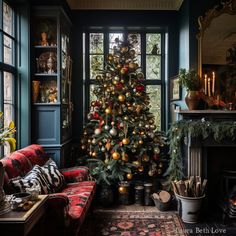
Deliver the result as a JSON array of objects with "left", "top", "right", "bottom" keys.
[{"left": 177, "top": 110, "right": 236, "bottom": 216}]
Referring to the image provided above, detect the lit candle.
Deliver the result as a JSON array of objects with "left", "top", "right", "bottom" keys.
[
  {"left": 208, "top": 78, "right": 211, "bottom": 97},
  {"left": 204, "top": 74, "right": 207, "bottom": 95},
  {"left": 212, "top": 72, "right": 215, "bottom": 95}
]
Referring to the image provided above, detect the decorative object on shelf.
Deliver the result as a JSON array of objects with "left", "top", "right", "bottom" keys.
[
  {"left": 170, "top": 75, "right": 181, "bottom": 101},
  {"left": 172, "top": 176, "right": 207, "bottom": 223},
  {"left": 178, "top": 68, "right": 201, "bottom": 110},
  {"left": 166, "top": 119, "right": 236, "bottom": 184},
  {"left": 39, "top": 80, "right": 57, "bottom": 103},
  {"left": 32, "top": 80, "right": 40, "bottom": 103},
  {"left": 38, "top": 52, "right": 57, "bottom": 74},
  {"left": 40, "top": 32, "right": 49, "bottom": 46}
]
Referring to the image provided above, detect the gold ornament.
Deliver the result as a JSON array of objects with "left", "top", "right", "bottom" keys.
[
  {"left": 120, "top": 68, "right": 127, "bottom": 74},
  {"left": 138, "top": 166, "right": 144, "bottom": 172},
  {"left": 121, "top": 46, "right": 129, "bottom": 53},
  {"left": 126, "top": 173, "right": 133, "bottom": 180},
  {"left": 142, "top": 154, "right": 149, "bottom": 162},
  {"left": 112, "top": 151, "right": 120, "bottom": 160},
  {"left": 117, "top": 64, "right": 122, "bottom": 69},
  {"left": 107, "top": 54, "right": 113, "bottom": 61},
  {"left": 124, "top": 116, "right": 129, "bottom": 121},
  {"left": 112, "top": 80, "right": 118, "bottom": 85},
  {"left": 138, "top": 140, "right": 143, "bottom": 145},
  {"left": 118, "top": 94, "right": 126, "bottom": 102},
  {"left": 122, "top": 153, "right": 128, "bottom": 162},
  {"left": 81, "top": 145, "right": 86, "bottom": 150},
  {"left": 96, "top": 75, "right": 102, "bottom": 80},
  {"left": 149, "top": 119, "right": 154, "bottom": 125},
  {"left": 104, "top": 158, "right": 109, "bottom": 164},
  {"left": 92, "top": 151, "right": 97, "bottom": 157},
  {"left": 129, "top": 62, "right": 137, "bottom": 69},
  {"left": 132, "top": 161, "right": 140, "bottom": 166},
  {"left": 89, "top": 151, "right": 93, "bottom": 156},
  {"left": 118, "top": 186, "right": 126, "bottom": 194},
  {"left": 105, "top": 107, "right": 112, "bottom": 114},
  {"left": 122, "top": 138, "right": 130, "bottom": 145},
  {"left": 136, "top": 92, "right": 142, "bottom": 96}
]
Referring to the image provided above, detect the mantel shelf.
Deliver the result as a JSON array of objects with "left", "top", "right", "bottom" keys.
[
  {"left": 177, "top": 110, "right": 236, "bottom": 114},
  {"left": 177, "top": 109, "right": 236, "bottom": 120}
]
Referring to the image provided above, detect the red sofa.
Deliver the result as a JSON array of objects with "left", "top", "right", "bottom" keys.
[{"left": 0, "top": 144, "right": 96, "bottom": 236}]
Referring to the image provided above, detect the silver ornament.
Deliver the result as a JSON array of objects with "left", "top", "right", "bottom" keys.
[
  {"left": 101, "top": 146, "right": 106, "bottom": 152},
  {"left": 92, "top": 138, "right": 96, "bottom": 144},
  {"left": 114, "top": 76, "right": 120, "bottom": 81},
  {"left": 104, "top": 125, "right": 110, "bottom": 130},
  {"left": 94, "top": 128, "right": 101, "bottom": 135},
  {"left": 154, "top": 147, "right": 160, "bottom": 154},
  {"left": 109, "top": 128, "right": 117, "bottom": 136}
]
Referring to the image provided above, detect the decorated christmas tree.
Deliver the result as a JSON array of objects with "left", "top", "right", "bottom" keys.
[{"left": 81, "top": 38, "right": 168, "bottom": 186}]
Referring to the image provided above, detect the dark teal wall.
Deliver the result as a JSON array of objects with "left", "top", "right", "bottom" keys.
[{"left": 71, "top": 10, "right": 180, "bottom": 140}]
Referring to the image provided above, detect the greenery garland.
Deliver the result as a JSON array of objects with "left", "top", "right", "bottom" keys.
[{"left": 165, "top": 118, "right": 236, "bottom": 183}]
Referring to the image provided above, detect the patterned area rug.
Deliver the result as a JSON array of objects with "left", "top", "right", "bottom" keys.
[{"left": 79, "top": 210, "right": 187, "bottom": 236}]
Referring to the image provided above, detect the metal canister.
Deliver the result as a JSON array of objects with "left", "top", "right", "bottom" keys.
[
  {"left": 144, "top": 183, "right": 153, "bottom": 206},
  {"left": 135, "top": 185, "right": 144, "bottom": 205},
  {"left": 118, "top": 181, "right": 130, "bottom": 205}
]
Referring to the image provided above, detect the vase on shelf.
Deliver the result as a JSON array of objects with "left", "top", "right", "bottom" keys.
[
  {"left": 185, "top": 91, "right": 200, "bottom": 110},
  {"left": 32, "top": 81, "right": 40, "bottom": 103}
]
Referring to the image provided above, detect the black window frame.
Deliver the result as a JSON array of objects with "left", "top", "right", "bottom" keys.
[
  {"left": 83, "top": 28, "right": 167, "bottom": 131},
  {"left": 0, "top": 0, "right": 17, "bottom": 156}
]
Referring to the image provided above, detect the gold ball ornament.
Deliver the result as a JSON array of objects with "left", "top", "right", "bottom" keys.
[
  {"left": 118, "top": 186, "right": 126, "bottom": 194},
  {"left": 138, "top": 140, "right": 143, "bottom": 145},
  {"left": 92, "top": 151, "right": 97, "bottom": 157},
  {"left": 107, "top": 54, "right": 113, "bottom": 61},
  {"left": 89, "top": 151, "right": 93, "bottom": 156},
  {"left": 121, "top": 46, "right": 129, "bottom": 53},
  {"left": 129, "top": 62, "right": 137, "bottom": 70},
  {"left": 124, "top": 116, "right": 129, "bottom": 121},
  {"left": 105, "top": 107, "right": 112, "bottom": 114},
  {"left": 120, "top": 68, "right": 128, "bottom": 74},
  {"left": 116, "top": 64, "right": 122, "bottom": 69},
  {"left": 122, "top": 138, "right": 130, "bottom": 145},
  {"left": 132, "top": 161, "right": 140, "bottom": 166},
  {"left": 81, "top": 145, "right": 86, "bottom": 150},
  {"left": 142, "top": 154, "right": 149, "bottom": 162},
  {"left": 136, "top": 92, "right": 142, "bottom": 97},
  {"left": 118, "top": 94, "right": 126, "bottom": 102},
  {"left": 138, "top": 166, "right": 144, "bottom": 172},
  {"left": 129, "top": 49, "right": 136, "bottom": 57},
  {"left": 96, "top": 75, "right": 102, "bottom": 80},
  {"left": 126, "top": 173, "right": 133, "bottom": 180},
  {"left": 149, "top": 119, "right": 155, "bottom": 125},
  {"left": 112, "top": 151, "right": 120, "bottom": 160}
]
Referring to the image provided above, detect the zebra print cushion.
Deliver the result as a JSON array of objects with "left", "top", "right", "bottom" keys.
[
  {"left": 40, "top": 159, "right": 66, "bottom": 193},
  {"left": 10, "top": 165, "right": 51, "bottom": 194}
]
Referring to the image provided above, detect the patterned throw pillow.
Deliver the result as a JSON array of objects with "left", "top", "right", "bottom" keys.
[
  {"left": 40, "top": 159, "right": 66, "bottom": 193},
  {"left": 9, "top": 165, "right": 51, "bottom": 194}
]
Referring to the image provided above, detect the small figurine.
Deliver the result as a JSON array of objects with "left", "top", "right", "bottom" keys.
[
  {"left": 47, "top": 53, "right": 55, "bottom": 74},
  {"left": 40, "top": 32, "right": 49, "bottom": 46}
]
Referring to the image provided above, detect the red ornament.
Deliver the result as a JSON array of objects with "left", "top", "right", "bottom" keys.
[
  {"left": 93, "top": 112, "right": 100, "bottom": 119},
  {"left": 116, "top": 82, "right": 124, "bottom": 90},
  {"left": 136, "top": 84, "right": 145, "bottom": 92}
]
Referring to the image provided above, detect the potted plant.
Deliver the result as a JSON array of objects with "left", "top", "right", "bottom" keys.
[
  {"left": 178, "top": 68, "right": 201, "bottom": 110},
  {"left": 0, "top": 112, "right": 16, "bottom": 152}
]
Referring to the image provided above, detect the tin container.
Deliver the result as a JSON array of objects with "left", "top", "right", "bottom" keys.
[{"left": 135, "top": 185, "right": 144, "bottom": 205}]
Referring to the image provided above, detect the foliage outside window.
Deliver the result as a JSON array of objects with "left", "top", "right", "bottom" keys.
[
  {"left": 84, "top": 30, "right": 165, "bottom": 130},
  {"left": 0, "top": 1, "right": 16, "bottom": 156}
]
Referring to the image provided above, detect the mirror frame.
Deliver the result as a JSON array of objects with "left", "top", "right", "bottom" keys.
[{"left": 197, "top": 0, "right": 236, "bottom": 78}]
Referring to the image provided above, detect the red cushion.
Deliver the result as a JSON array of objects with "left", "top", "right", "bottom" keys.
[
  {"left": 17, "top": 144, "right": 48, "bottom": 166},
  {"left": 61, "top": 166, "right": 89, "bottom": 182},
  {"left": 1, "top": 153, "right": 32, "bottom": 179},
  {"left": 61, "top": 181, "right": 96, "bottom": 230}
]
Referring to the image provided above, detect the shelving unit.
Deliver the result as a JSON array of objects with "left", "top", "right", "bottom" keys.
[{"left": 31, "top": 6, "right": 72, "bottom": 167}]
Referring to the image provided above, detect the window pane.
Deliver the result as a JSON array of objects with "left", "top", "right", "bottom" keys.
[
  {"left": 109, "top": 33, "right": 123, "bottom": 53},
  {"left": 146, "top": 85, "right": 161, "bottom": 130},
  {"left": 4, "top": 35, "right": 13, "bottom": 65},
  {"left": 90, "top": 33, "right": 104, "bottom": 54},
  {"left": 90, "top": 55, "right": 104, "bottom": 79},
  {"left": 146, "top": 55, "right": 161, "bottom": 80},
  {"left": 146, "top": 33, "right": 161, "bottom": 54},
  {"left": 89, "top": 84, "right": 99, "bottom": 103},
  {"left": 128, "top": 33, "right": 141, "bottom": 54},
  {"left": 3, "top": 2, "right": 13, "bottom": 36}
]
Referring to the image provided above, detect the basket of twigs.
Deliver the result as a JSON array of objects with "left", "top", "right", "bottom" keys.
[{"left": 152, "top": 190, "right": 172, "bottom": 211}]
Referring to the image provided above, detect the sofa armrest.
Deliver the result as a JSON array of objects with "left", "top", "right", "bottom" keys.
[{"left": 60, "top": 166, "right": 90, "bottom": 183}]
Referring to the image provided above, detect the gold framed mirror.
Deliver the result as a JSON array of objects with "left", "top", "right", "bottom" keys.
[{"left": 197, "top": 0, "right": 236, "bottom": 104}]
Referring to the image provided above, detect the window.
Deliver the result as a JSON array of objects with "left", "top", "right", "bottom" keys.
[
  {"left": 0, "top": 1, "right": 16, "bottom": 155},
  {"left": 83, "top": 30, "right": 166, "bottom": 130}
]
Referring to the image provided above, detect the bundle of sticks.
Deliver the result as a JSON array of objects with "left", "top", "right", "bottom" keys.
[{"left": 171, "top": 176, "right": 207, "bottom": 197}]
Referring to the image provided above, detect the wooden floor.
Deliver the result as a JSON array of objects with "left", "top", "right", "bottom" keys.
[{"left": 93, "top": 205, "right": 236, "bottom": 236}]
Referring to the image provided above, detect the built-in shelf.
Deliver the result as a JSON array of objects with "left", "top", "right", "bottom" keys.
[
  {"left": 34, "top": 46, "right": 57, "bottom": 49},
  {"left": 34, "top": 73, "right": 58, "bottom": 77},
  {"left": 33, "top": 102, "right": 60, "bottom": 106}
]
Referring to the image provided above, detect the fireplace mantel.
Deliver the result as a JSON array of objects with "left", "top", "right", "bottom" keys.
[
  {"left": 177, "top": 110, "right": 236, "bottom": 121},
  {"left": 176, "top": 110, "right": 236, "bottom": 178}
]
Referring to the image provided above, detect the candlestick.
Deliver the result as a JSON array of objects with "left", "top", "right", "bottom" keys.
[
  {"left": 212, "top": 72, "right": 215, "bottom": 95},
  {"left": 204, "top": 75, "right": 207, "bottom": 95},
  {"left": 208, "top": 78, "right": 211, "bottom": 97}
]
